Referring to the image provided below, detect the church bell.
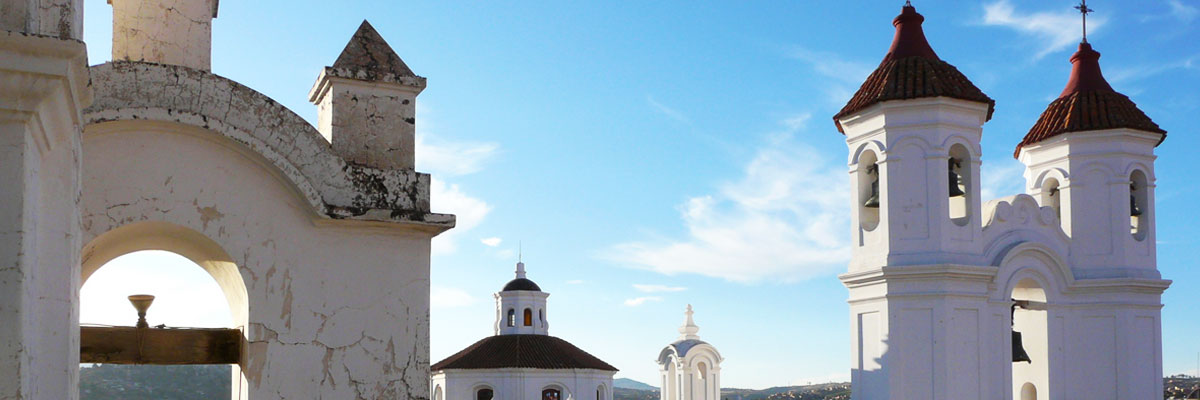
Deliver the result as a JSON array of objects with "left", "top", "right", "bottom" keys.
[
  {"left": 864, "top": 165, "right": 880, "bottom": 208},
  {"left": 1129, "top": 182, "right": 1143, "bottom": 216},
  {"left": 864, "top": 179, "right": 880, "bottom": 208},
  {"left": 948, "top": 158, "right": 965, "bottom": 197},
  {"left": 1012, "top": 331, "right": 1032, "bottom": 363}
]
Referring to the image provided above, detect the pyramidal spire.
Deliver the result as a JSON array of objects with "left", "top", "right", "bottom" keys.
[
  {"left": 331, "top": 20, "right": 417, "bottom": 81},
  {"left": 678, "top": 304, "right": 701, "bottom": 340}
]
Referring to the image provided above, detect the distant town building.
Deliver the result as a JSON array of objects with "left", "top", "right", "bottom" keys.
[
  {"left": 835, "top": 4, "right": 1168, "bottom": 400},
  {"left": 431, "top": 262, "right": 617, "bottom": 400},
  {"left": 657, "top": 305, "right": 723, "bottom": 400}
]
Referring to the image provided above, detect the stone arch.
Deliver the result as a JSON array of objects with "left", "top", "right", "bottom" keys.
[
  {"left": 886, "top": 134, "right": 935, "bottom": 157},
  {"left": 85, "top": 61, "right": 445, "bottom": 223},
  {"left": 82, "top": 221, "right": 249, "bottom": 326},
  {"left": 849, "top": 140, "right": 887, "bottom": 165},
  {"left": 992, "top": 241, "right": 1071, "bottom": 304},
  {"left": 939, "top": 134, "right": 982, "bottom": 160},
  {"left": 1031, "top": 167, "right": 1069, "bottom": 192}
]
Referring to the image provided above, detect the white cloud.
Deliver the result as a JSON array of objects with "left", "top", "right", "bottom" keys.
[
  {"left": 416, "top": 134, "right": 499, "bottom": 177},
  {"left": 431, "top": 286, "right": 474, "bottom": 309},
  {"left": 624, "top": 296, "right": 663, "bottom": 307},
  {"left": 782, "top": 113, "right": 812, "bottom": 132},
  {"left": 566, "top": 280, "right": 585, "bottom": 285},
  {"left": 1167, "top": 0, "right": 1199, "bottom": 22},
  {"left": 417, "top": 104, "right": 499, "bottom": 255},
  {"left": 787, "top": 47, "right": 874, "bottom": 107},
  {"left": 609, "top": 121, "right": 851, "bottom": 284},
  {"left": 431, "top": 178, "right": 492, "bottom": 255},
  {"left": 980, "top": 158, "right": 1028, "bottom": 201},
  {"left": 981, "top": 0, "right": 1107, "bottom": 60},
  {"left": 632, "top": 284, "right": 687, "bottom": 293},
  {"left": 481, "top": 237, "right": 502, "bottom": 247},
  {"left": 647, "top": 95, "right": 690, "bottom": 124}
]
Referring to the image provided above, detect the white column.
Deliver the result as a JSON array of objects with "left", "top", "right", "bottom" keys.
[{"left": 0, "top": 29, "right": 90, "bottom": 400}]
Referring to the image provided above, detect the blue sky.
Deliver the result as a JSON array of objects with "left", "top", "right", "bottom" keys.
[{"left": 78, "top": 0, "right": 1199, "bottom": 389}]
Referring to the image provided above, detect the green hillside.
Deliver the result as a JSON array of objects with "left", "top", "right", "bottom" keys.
[{"left": 80, "top": 364, "right": 231, "bottom": 400}]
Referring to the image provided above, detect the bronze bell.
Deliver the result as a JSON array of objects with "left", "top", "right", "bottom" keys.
[
  {"left": 864, "top": 164, "right": 880, "bottom": 208},
  {"left": 1129, "top": 182, "right": 1144, "bottom": 217},
  {"left": 1012, "top": 330, "right": 1032, "bottom": 363},
  {"left": 864, "top": 179, "right": 880, "bottom": 208},
  {"left": 948, "top": 158, "right": 966, "bottom": 197}
]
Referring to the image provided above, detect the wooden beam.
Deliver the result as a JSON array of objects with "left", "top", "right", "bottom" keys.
[{"left": 80, "top": 326, "right": 241, "bottom": 364}]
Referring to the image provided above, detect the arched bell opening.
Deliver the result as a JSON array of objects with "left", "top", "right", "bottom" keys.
[
  {"left": 1129, "top": 169, "right": 1149, "bottom": 241},
  {"left": 1020, "top": 382, "right": 1038, "bottom": 400},
  {"left": 947, "top": 144, "right": 972, "bottom": 226},
  {"left": 857, "top": 150, "right": 881, "bottom": 232},
  {"left": 1040, "top": 178, "right": 1062, "bottom": 223},
  {"left": 80, "top": 221, "right": 250, "bottom": 400},
  {"left": 1010, "top": 277, "right": 1048, "bottom": 400}
]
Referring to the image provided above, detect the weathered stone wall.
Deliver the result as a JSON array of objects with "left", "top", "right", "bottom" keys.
[
  {"left": 0, "top": 0, "right": 83, "bottom": 39},
  {"left": 82, "top": 121, "right": 434, "bottom": 399},
  {"left": 110, "top": 0, "right": 216, "bottom": 70}
]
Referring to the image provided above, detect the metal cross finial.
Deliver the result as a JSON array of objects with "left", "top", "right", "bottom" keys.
[
  {"left": 905, "top": 0, "right": 912, "bottom": 6},
  {"left": 1075, "top": 0, "right": 1094, "bottom": 43}
]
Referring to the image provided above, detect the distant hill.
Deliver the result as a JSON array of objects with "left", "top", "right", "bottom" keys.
[
  {"left": 614, "top": 378, "right": 657, "bottom": 391},
  {"left": 613, "top": 383, "right": 851, "bottom": 400},
  {"left": 80, "top": 364, "right": 230, "bottom": 400}
]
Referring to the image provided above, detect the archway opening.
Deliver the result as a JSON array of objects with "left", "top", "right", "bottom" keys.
[
  {"left": 947, "top": 144, "right": 972, "bottom": 226},
  {"left": 1011, "top": 277, "right": 1048, "bottom": 400},
  {"left": 1040, "top": 177, "right": 1061, "bottom": 223},
  {"left": 80, "top": 221, "right": 250, "bottom": 400},
  {"left": 857, "top": 149, "right": 881, "bottom": 232},
  {"left": 80, "top": 250, "right": 238, "bottom": 399}
]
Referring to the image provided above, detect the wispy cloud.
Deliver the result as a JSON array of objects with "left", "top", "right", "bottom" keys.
[
  {"left": 1146, "top": 0, "right": 1200, "bottom": 23},
  {"left": 418, "top": 104, "right": 498, "bottom": 255},
  {"left": 416, "top": 134, "right": 499, "bottom": 177},
  {"left": 609, "top": 119, "right": 850, "bottom": 284},
  {"left": 431, "top": 178, "right": 492, "bottom": 255},
  {"left": 981, "top": 0, "right": 1107, "bottom": 60},
  {"left": 431, "top": 286, "right": 474, "bottom": 309},
  {"left": 980, "top": 158, "right": 1028, "bottom": 201},
  {"left": 646, "top": 95, "right": 690, "bottom": 123},
  {"left": 481, "top": 237, "right": 502, "bottom": 247},
  {"left": 633, "top": 284, "right": 687, "bottom": 293},
  {"left": 566, "top": 279, "right": 584, "bottom": 285},
  {"left": 786, "top": 47, "right": 874, "bottom": 107},
  {"left": 624, "top": 296, "right": 663, "bottom": 307},
  {"left": 1106, "top": 54, "right": 1200, "bottom": 85}
]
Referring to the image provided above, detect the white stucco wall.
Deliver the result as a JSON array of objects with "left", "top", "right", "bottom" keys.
[
  {"left": 81, "top": 120, "right": 437, "bottom": 399},
  {"left": 0, "top": 28, "right": 92, "bottom": 400}
]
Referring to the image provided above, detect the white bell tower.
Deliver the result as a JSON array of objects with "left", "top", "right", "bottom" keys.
[{"left": 657, "top": 305, "right": 722, "bottom": 400}]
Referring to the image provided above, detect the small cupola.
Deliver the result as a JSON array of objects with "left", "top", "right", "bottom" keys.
[
  {"left": 1015, "top": 42, "right": 1166, "bottom": 157},
  {"left": 832, "top": 3, "right": 995, "bottom": 133},
  {"left": 494, "top": 261, "right": 550, "bottom": 336}
]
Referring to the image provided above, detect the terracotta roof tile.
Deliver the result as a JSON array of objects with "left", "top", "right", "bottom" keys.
[
  {"left": 1014, "top": 43, "right": 1166, "bottom": 158},
  {"left": 833, "top": 5, "right": 994, "bottom": 133},
  {"left": 431, "top": 335, "right": 618, "bottom": 372}
]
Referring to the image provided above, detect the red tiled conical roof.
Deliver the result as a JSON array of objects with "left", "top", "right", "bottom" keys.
[
  {"left": 1014, "top": 42, "right": 1166, "bottom": 158},
  {"left": 833, "top": 5, "right": 994, "bottom": 133}
]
